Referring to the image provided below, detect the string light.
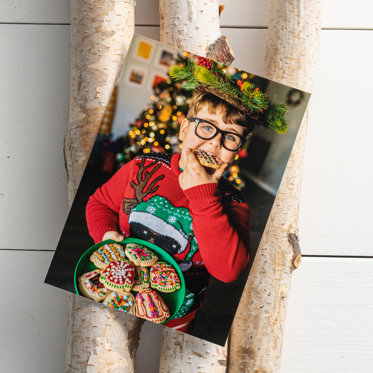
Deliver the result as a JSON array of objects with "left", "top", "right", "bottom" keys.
[{"left": 165, "top": 144, "right": 170, "bottom": 149}]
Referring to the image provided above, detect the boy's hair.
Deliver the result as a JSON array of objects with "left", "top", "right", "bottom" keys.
[{"left": 187, "top": 90, "right": 256, "bottom": 135}]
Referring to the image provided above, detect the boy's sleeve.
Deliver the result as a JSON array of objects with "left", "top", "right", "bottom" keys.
[
  {"left": 183, "top": 182, "right": 251, "bottom": 283},
  {"left": 86, "top": 161, "right": 133, "bottom": 243}
]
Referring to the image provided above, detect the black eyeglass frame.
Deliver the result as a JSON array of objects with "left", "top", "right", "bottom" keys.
[{"left": 189, "top": 116, "right": 245, "bottom": 152}]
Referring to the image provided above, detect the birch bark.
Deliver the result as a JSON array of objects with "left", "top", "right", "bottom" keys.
[
  {"left": 227, "top": 1, "right": 322, "bottom": 372},
  {"left": 64, "top": 1, "right": 142, "bottom": 372},
  {"left": 158, "top": 1, "right": 229, "bottom": 371}
]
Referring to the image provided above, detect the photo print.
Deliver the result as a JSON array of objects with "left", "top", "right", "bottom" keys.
[
  {"left": 126, "top": 65, "right": 147, "bottom": 87},
  {"left": 45, "top": 34, "right": 311, "bottom": 346}
]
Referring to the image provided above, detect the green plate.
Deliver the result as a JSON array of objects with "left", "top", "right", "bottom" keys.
[{"left": 74, "top": 237, "right": 186, "bottom": 323}]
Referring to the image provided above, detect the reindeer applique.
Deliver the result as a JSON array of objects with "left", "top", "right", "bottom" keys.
[
  {"left": 122, "top": 155, "right": 198, "bottom": 272},
  {"left": 122, "top": 155, "right": 165, "bottom": 214}
]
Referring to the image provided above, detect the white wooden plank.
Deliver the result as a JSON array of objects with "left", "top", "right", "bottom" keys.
[
  {"left": 281, "top": 257, "right": 373, "bottom": 372},
  {"left": 299, "top": 30, "right": 373, "bottom": 256},
  {"left": 0, "top": 0, "right": 69, "bottom": 23},
  {"left": 135, "top": 0, "right": 373, "bottom": 29},
  {"left": 134, "top": 0, "right": 270, "bottom": 27},
  {"left": 0, "top": 250, "right": 67, "bottom": 373},
  {"left": 322, "top": 0, "right": 373, "bottom": 29},
  {"left": 0, "top": 25, "right": 69, "bottom": 250},
  {"left": 2, "top": 0, "right": 372, "bottom": 29}
]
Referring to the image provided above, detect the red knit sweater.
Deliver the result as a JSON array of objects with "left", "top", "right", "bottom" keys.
[{"left": 86, "top": 152, "right": 251, "bottom": 285}]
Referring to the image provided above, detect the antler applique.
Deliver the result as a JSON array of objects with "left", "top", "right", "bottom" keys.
[{"left": 122, "top": 156, "right": 165, "bottom": 214}]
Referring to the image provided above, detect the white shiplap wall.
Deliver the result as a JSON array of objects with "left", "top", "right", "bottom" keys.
[{"left": 1, "top": 1, "right": 373, "bottom": 372}]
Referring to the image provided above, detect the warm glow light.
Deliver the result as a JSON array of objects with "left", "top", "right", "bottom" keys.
[
  {"left": 146, "top": 115, "right": 151, "bottom": 120},
  {"left": 235, "top": 154, "right": 239, "bottom": 160},
  {"left": 241, "top": 73, "right": 248, "bottom": 79},
  {"left": 151, "top": 95, "right": 156, "bottom": 100},
  {"left": 173, "top": 105, "right": 177, "bottom": 109},
  {"left": 144, "top": 123, "right": 149, "bottom": 127},
  {"left": 232, "top": 172, "right": 238, "bottom": 178},
  {"left": 149, "top": 109, "right": 154, "bottom": 114},
  {"left": 236, "top": 179, "right": 242, "bottom": 184},
  {"left": 143, "top": 148, "right": 150, "bottom": 153},
  {"left": 172, "top": 116, "right": 177, "bottom": 121},
  {"left": 160, "top": 129, "right": 165, "bottom": 134},
  {"left": 140, "top": 140, "right": 145, "bottom": 145},
  {"left": 154, "top": 141, "right": 159, "bottom": 146},
  {"left": 165, "top": 144, "right": 170, "bottom": 149}
]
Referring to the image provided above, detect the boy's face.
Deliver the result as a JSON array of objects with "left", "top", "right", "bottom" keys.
[{"left": 178, "top": 104, "right": 245, "bottom": 169}]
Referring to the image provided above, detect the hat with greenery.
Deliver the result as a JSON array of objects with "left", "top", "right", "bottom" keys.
[{"left": 169, "top": 56, "right": 288, "bottom": 134}]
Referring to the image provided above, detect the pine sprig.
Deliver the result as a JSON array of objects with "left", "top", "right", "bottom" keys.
[{"left": 168, "top": 56, "right": 289, "bottom": 134}]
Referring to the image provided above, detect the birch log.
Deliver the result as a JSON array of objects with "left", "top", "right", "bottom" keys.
[
  {"left": 227, "top": 1, "right": 322, "bottom": 372},
  {"left": 64, "top": 1, "right": 143, "bottom": 372},
  {"left": 158, "top": 1, "right": 230, "bottom": 371}
]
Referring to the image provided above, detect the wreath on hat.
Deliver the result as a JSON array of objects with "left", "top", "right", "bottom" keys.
[{"left": 169, "top": 56, "right": 288, "bottom": 134}]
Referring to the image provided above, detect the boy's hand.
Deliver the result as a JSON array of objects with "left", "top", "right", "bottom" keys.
[
  {"left": 179, "top": 148, "right": 228, "bottom": 190},
  {"left": 102, "top": 231, "right": 124, "bottom": 242}
]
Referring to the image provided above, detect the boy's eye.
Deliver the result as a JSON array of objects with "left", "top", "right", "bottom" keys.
[
  {"left": 201, "top": 124, "right": 214, "bottom": 132},
  {"left": 224, "top": 134, "right": 235, "bottom": 141}
]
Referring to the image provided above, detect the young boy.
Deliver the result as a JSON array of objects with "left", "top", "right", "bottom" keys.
[{"left": 86, "top": 57, "right": 287, "bottom": 331}]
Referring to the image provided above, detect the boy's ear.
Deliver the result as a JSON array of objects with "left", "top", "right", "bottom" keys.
[{"left": 178, "top": 117, "right": 189, "bottom": 141}]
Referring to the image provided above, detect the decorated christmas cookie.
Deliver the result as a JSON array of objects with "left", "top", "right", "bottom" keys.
[
  {"left": 99, "top": 259, "right": 135, "bottom": 292},
  {"left": 125, "top": 243, "right": 158, "bottom": 267},
  {"left": 135, "top": 288, "right": 170, "bottom": 324},
  {"left": 103, "top": 291, "right": 136, "bottom": 314},
  {"left": 150, "top": 261, "right": 181, "bottom": 293},
  {"left": 194, "top": 149, "right": 222, "bottom": 169},
  {"left": 90, "top": 243, "right": 126, "bottom": 269},
  {"left": 132, "top": 266, "right": 150, "bottom": 292},
  {"left": 78, "top": 269, "right": 109, "bottom": 301}
]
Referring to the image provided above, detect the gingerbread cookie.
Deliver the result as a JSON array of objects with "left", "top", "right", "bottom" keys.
[
  {"left": 135, "top": 289, "right": 170, "bottom": 323},
  {"left": 194, "top": 149, "right": 222, "bottom": 169},
  {"left": 103, "top": 291, "right": 136, "bottom": 314},
  {"left": 132, "top": 266, "right": 150, "bottom": 292},
  {"left": 78, "top": 269, "right": 109, "bottom": 301},
  {"left": 150, "top": 261, "right": 181, "bottom": 293},
  {"left": 125, "top": 243, "right": 158, "bottom": 267},
  {"left": 90, "top": 243, "right": 126, "bottom": 269},
  {"left": 99, "top": 259, "right": 135, "bottom": 292}
]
